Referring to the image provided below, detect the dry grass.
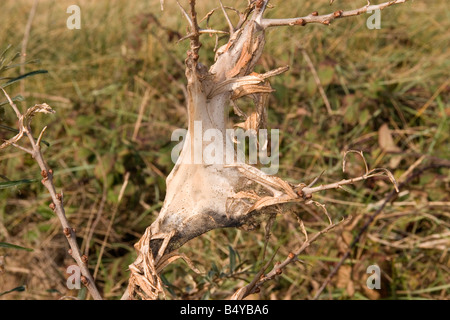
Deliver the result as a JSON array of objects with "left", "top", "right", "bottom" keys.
[{"left": 0, "top": 0, "right": 448, "bottom": 299}]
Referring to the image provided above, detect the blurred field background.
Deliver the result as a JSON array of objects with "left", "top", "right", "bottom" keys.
[{"left": 0, "top": 0, "right": 448, "bottom": 300}]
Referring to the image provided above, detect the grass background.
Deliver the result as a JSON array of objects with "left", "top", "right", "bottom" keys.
[{"left": 0, "top": 0, "right": 448, "bottom": 299}]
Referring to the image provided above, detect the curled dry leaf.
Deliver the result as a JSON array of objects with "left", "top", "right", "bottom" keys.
[{"left": 235, "top": 112, "right": 260, "bottom": 131}]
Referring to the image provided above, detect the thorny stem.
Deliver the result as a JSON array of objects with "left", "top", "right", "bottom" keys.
[
  {"left": 302, "top": 172, "right": 396, "bottom": 195},
  {"left": 188, "top": 0, "right": 200, "bottom": 63},
  {"left": 261, "top": 0, "right": 409, "bottom": 28},
  {"left": 1, "top": 90, "right": 102, "bottom": 300},
  {"left": 232, "top": 217, "right": 350, "bottom": 300}
]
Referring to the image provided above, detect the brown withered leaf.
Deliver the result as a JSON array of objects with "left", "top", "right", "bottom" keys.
[
  {"left": 235, "top": 112, "right": 260, "bottom": 131},
  {"left": 336, "top": 265, "right": 355, "bottom": 297},
  {"left": 378, "top": 123, "right": 401, "bottom": 152},
  {"left": 231, "top": 84, "right": 274, "bottom": 100}
]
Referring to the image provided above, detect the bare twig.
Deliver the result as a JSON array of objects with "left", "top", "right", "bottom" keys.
[
  {"left": 232, "top": 217, "right": 350, "bottom": 300},
  {"left": 188, "top": 0, "right": 200, "bottom": 61},
  {"left": 261, "top": 0, "right": 409, "bottom": 28},
  {"left": 1, "top": 87, "right": 22, "bottom": 118},
  {"left": 176, "top": 1, "right": 195, "bottom": 30},
  {"left": 302, "top": 152, "right": 399, "bottom": 195},
  {"left": 220, "top": 0, "right": 235, "bottom": 35},
  {"left": 1, "top": 89, "right": 102, "bottom": 300},
  {"left": 199, "top": 5, "right": 240, "bottom": 26},
  {"left": 227, "top": 151, "right": 398, "bottom": 218},
  {"left": 306, "top": 170, "right": 325, "bottom": 188},
  {"left": 312, "top": 161, "right": 450, "bottom": 299},
  {"left": 178, "top": 29, "right": 229, "bottom": 43}
]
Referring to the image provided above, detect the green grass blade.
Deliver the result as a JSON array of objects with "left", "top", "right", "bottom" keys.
[
  {"left": 0, "top": 242, "right": 33, "bottom": 251},
  {"left": 0, "top": 179, "right": 37, "bottom": 189},
  {"left": 0, "top": 286, "right": 26, "bottom": 297},
  {"left": 1, "top": 70, "right": 48, "bottom": 88}
]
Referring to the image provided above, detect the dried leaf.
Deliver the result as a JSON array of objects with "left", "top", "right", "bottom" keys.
[
  {"left": 336, "top": 265, "right": 352, "bottom": 289},
  {"left": 231, "top": 84, "right": 274, "bottom": 100},
  {"left": 378, "top": 123, "right": 401, "bottom": 152},
  {"left": 235, "top": 112, "right": 260, "bottom": 131},
  {"left": 388, "top": 155, "right": 402, "bottom": 169}
]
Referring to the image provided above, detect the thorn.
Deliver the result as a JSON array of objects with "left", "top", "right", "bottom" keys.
[
  {"left": 36, "top": 126, "right": 47, "bottom": 147},
  {"left": 178, "top": 29, "right": 228, "bottom": 43},
  {"left": 219, "top": 0, "right": 235, "bottom": 35},
  {"left": 176, "top": 1, "right": 195, "bottom": 31},
  {"left": 306, "top": 170, "right": 325, "bottom": 188}
]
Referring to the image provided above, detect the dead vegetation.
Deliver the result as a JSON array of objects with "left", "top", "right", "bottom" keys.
[{"left": 0, "top": 0, "right": 448, "bottom": 300}]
